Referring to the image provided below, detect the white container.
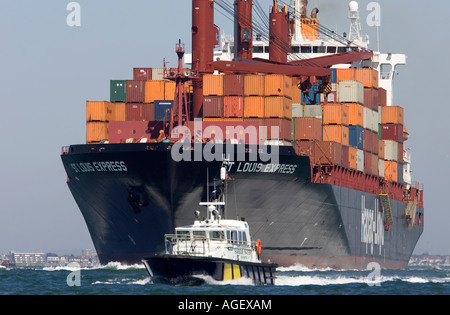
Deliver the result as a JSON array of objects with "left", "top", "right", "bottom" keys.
[
  {"left": 292, "top": 103, "right": 303, "bottom": 117},
  {"left": 338, "top": 80, "right": 364, "bottom": 104},
  {"left": 364, "top": 107, "right": 378, "bottom": 132},
  {"left": 151, "top": 68, "right": 165, "bottom": 80},
  {"left": 303, "top": 105, "right": 322, "bottom": 119},
  {"left": 384, "top": 140, "right": 398, "bottom": 162},
  {"left": 357, "top": 149, "right": 364, "bottom": 172},
  {"left": 378, "top": 158, "right": 385, "bottom": 178}
]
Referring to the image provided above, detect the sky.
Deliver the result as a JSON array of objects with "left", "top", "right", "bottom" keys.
[{"left": 0, "top": 0, "right": 448, "bottom": 256}]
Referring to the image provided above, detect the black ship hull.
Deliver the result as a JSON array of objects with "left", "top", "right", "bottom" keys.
[
  {"left": 61, "top": 143, "right": 424, "bottom": 270},
  {"left": 142, "top": 255, "right": 276, "bottom": 285}
]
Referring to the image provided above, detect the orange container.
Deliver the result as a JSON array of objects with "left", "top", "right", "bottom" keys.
[
  {"left": 244, "top": 74, "right": 265, "bottom": 96},
  {"left": 323, "top": 103, "right": 349, "bottom": 125},
  {"left": 381, "top": 106, "right": 404, "bottom": 125},
  {"left": 224, "top": 96, "right": 244, "bottom": 118},
  {"left": 164, "top": 81, "right": 176, "bottom": 100},
  {"left": 322, "top": 125, "right": 349, "bottom": 146},
  {"left": 264, "top": 96, "right": 292, "bottom": 119},
  {"left": 291, "top": 77, "right": 302, "bottom": 103},
  {"left": 378, "top": 139, "right": 385, "bottom": 159},
  {"left": 348, "top": 146, "right": 358, "bottom": 170},
  {"left": 264, "top": 74, "right": 292, "bottom": 98},
  {"left": 203, "top": 74, "right": 224, "bottom": 96},
  {"left": 145, "top": 80, "right": 165, "bottom": 103},
  {"left": 346, "top": 103, "right": 364, "bottom": 126},
  {"left": 86, "top": 122, "right": 108, "bottom": 143},
  {"left": 202, "top": 118, "right": 224, "bottom": 122},
  {"left": 384, "top": 160, "right": 398, "bottom": 182},
  {"left": 336, "top": 68, "right": 379, "bottom": 88},
  {"left": 107, "top": 102, "right": 126, "bottom": 121},
  {"left": 86, "top": 101, "right": 109, "bottom": 122},
  {"left": 244, "top": 96, "right": 264, "bottom": 118}
]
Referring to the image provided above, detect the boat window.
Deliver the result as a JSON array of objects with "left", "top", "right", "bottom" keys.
[
  {"left": 193, "top": 231, "right": 206, "bottom": 238},
  {"left": 301, "top": 46, "right": 312, "bottom": 53},
  {"left": 226, "top": 230, "right": 231, "bottom": 242},
  {"left": 264, "top": 46, "right": 270, "bottom": 53},
  {"left": 313, "top": 46, "right": 326, "bottom": 53},
  {"left": 337, "top": 47, "right": 348, "bottom": 53},
  {"left": 238, "top": 231, "right": 242, "bottom": 243},
  {"left": 291, "top": 46, "right": 300, "bottom": 54},
  {"left": 176, "top": 230, "right": 190, "bottom": 240},
  {"left": 210, "top": 231, "right": 225, "bottom": 240},
  {"left": 253, "top": 46, "right": 263, "bottom": 53},
  {"left": 327, "top": 46, "right": 337, "bottom": 53},
  {"left": 243, "top": 232, "right": 247, "bottom": 243},
  {"left": 231, "top": 231, "right": 238, "bottom": 244}
]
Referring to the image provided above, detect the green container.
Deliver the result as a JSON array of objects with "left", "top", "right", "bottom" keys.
[
  {"left": 378, "top": 123, "right": 382, "bottom": 140},
  {"left": 110, "top": 80, "right": 126, "bottom": 103}
]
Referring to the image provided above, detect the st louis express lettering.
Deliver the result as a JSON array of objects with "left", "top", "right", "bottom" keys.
[{"left": 70, "top": 161, "right": 128, "bottom": 173}]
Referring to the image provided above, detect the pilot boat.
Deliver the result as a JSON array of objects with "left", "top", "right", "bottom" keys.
[{"left": 142, "top": 162, "right": 277, "bottom": 285}]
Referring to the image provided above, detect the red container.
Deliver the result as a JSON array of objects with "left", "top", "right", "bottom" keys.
[
  {"left": 294, "top": 140, "right": 315, "bottom": 158},
  {"left": 341, "top": 145, "right": 349, "bottom": 169},
  {"left": 364, "top": 88, "right": 379, "bottom": 111},
  {"left": 224, "top": 96, "right": 244, "bottom": 118},
  {"left": 364, "top": 129, "right": 378, "bottom": 154},
  {"left": 314, "top": 141, "right": 343, "bottom": 166},
  {"left": 109, "top": 121, "right": 168, "bottom": 143},
  {"left": 364, "top": 152, "right": 378, "bottom": 176},
  {"left": 133, "top": 68, "right": 152, "bottom": 81},
  {"left": 381, "top": 123, "right": 404, "bottom": 143},
  {"left": 126, "top": 103, "right": 144, "bottom": 121},
  {"left": 378, "top": 88, "right": 387, "bottom": 107},
  {"left": 294, "top": 117, "right": 322, "bottom": 141},
  {"left": 223, "top": 74, "right": 244, "bottom": 96},
  {"left": 398, "top": 142, "right": 404, "bottom": 164},
  {"left": 263, "top": 118, "right": 292, "bottom": 141},
  {"left": 203, "top": 96, "right": 224, "bottom": 117},
  {"left": 126, "top": 80, "right": 145, "bottom": 103}
]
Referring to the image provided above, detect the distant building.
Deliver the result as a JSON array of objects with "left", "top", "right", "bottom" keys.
[{"left": 11, "top": 252, "right": 46, "bottom": 267}]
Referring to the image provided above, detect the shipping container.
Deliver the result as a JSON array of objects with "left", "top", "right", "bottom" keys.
[
  {"left": 86, "top": 101, "right": 109, "bottom": 122},
  {"left": 126, "top": 103, "right": 144, "bottom": 121},
  {"left": 378, "top": 88, "right": 387, "bottom": 107},
  {"left": 384, "top": 140, "right": 398, "bottom": 162},
  {"left": 378, "top": 158, "right": 385, "bottom": 178},
  {"left": 224, "top": 96, "right": 244, "bottom": 118},
  {"left": 203, "top": 74, "right": 224, "bottom": 96},
  {"left": 203, "top": 96, "right": 224, "bottom": 117},
  {"left": 364, "top": 129, "right": 378, "bottom": 154},
  {"left": 244, "top": 74, "right": 265, "bottom": 96},
  {"left": 314, "top": 141, "right": 343, "bottom": 166},
  {"left": 364, "top": 87, "right": 379, "bottom": 111},
  {"left": 145, "top": 80, "right": 165, "bottom": 104},
  {"left": 378, "top": 139, "right": 385, "bottom": 159},
  {"left": 223, "top": 74, "right": 244, "bottom": 96},
  {"left": 244, "top": 96, "right": 264, "bottom": 118},
  {"left": 202, "top": 117, "right": 224, "bottom": 122},
  {"left": 398, "top": 142, "right": 404, "bottom": 164},
  {"left": 364, "top": 107, "right": 378, "bottom": 132},
  {"left": 154, "top": 100, "right": 173, "bottom": 121},
  {"left": 126, "top": 80, "right": 145, "bottom": 103},
  {"left": 86, "top": 122, "right": 108, "bottom": 144},
  {"left": 291, "top": 78, "right": 302, "bottom": 103},
  {"left": 294, "top": 140, "right": 315, "bottom": 158},
  {"left": 109, "top": 121, "right": 163, "bottom": 144},
  {"left": 164, "top": 81, "right": 176, "bottom": 101},
  {"left": 107, "top": 102, "right": 126, "bottom": 121},
  {"left": 348, "top": 146, "right": 358, "bottom": 170},
  {"left": 347, "top": 103, "right": 364, "bottom": 126},
  {"left": 133, "top": 68, "right": 152, "bottom": 81},
  {"left": 381, "top": 106, "right": 404, "bottom": 125},
  {"left": 292, "top": 103, "right": 303, "bottom": 118},
  {"left": 265, "top": 74, "right": 292, "bottom": 98},
  {"left": 323, "top": 103, "right": 349, "bottom": 125},
  {"left": 264, "top": 96, "right": 292, "bottom": 119},
  {"left": 294, "top": 117, "right": 322, "bottom": 141},
  {"left": 348, "top": 125, "right": 364, "bottom": 150},
  {"left": 357, "top": 149, "right": 364, "bottom": 172},
  {"left": 384, "top": 160, "right": 398, "bottom": 182},
  {"left": 381, "top": 123, "right": 404, "bottom": 143},
  {"left": 263, "top": 118, "right": 292, "bottom": 141},
  {"left": 336, "top": 68, "right": 379, "bottom": 88},
  {"left": 303, "top": 104, "right": 322, "bottom": 118},
  {"left": 338, "top": 80, "right": 364, "bottom": 104},
  {"left": 341, "top": 145, "right": 349, "bottom": 169},
  {"left": 364, "top": 152, "right": 378, "bottom": 176},
  {"left": 323, "top": 125, "right": 349, "bottom": 146},
  {"left": 110, "top": 80, "right": 126, "bottom": 103},
  {"left": 152, "top": 68, "right": 165, "bottom": 81}
]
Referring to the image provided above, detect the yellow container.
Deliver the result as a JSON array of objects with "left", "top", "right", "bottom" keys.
[
  {"left": 323, "top": 125, "right": 349, "bottom": 146},
  {"left": 336, "top": 68, "right": 379, "bottom": 88},
  {"left": 264, "top": 96, "right": 292, "bottom": 119},
  {"left": 203, "top": 74, "right": 224, "bottom": 96},
  {"left": 346, "top": 103, "right": 364, "bottom": 126},
  {"left": 145, "top": 80, "right": 165, "bottom": 103},
  {"left": 323, "top": 103, "right": 349, "bottom": 125},
  {"left": 86, "top": 122, "right": 108, "bottom": 143},
  {"left": 164, "top": 81, "right": 176, "bottom": 100},
  {"left": 86, "top": 101, "right": 109, "bottom": 122},
  {"left": 381, "top": 106, "right": 404, "bottom": 125},
  {"left": 264, "top": 74, "right": 292, "bottom": 98},
  {"left": 244, "top": 96, "right": 265, "bottom": 118},
  {"left": 107, "top": 102, "right": 126, "bottom": 121}
]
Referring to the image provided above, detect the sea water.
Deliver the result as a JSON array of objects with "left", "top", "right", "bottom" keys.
[{"left": 0, "top": 262, "right": 448, "bottom": 296}]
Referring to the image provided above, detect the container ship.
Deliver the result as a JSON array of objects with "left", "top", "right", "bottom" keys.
[{"left": 61, "top": 0, "right": 424, "bottom": 269}]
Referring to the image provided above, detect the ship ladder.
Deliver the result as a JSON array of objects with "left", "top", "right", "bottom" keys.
[
  {"left": 379, "top": 194, "right": 393, "bottom": 231},
  {"left": 404, "top": 201, "right": 417, "bottom": 229}
]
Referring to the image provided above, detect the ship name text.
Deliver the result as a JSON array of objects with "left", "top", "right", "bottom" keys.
[
  {"left": 69, "top": 161, "right": 128, "bottom": 173},
  {"left": 235, "top": 162, "right": 297, "bottom": 174}
]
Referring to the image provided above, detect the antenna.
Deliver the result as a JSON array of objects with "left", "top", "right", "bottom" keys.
[{"left": 348, "top": 1, "right": 362, "bottom": 43}]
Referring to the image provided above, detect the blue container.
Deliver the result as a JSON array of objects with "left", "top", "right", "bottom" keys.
[
  {"left": 330, "top": 68, "right": 337, "bottom": 83},
  {"left": 349, "top": 125, "right": 364, "bottom": 150},
  {"left": 154, "top": 100, "right": 173, "bottom": 121}
]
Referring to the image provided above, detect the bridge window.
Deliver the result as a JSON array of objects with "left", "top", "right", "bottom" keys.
[
  {"left": 291, "top": 46, "right": 300, "bottom": 53},
  {"left": 253, "top": 46, "right": 263, "bottom": 53},
  {"left": 327, "top": 46, "right": 337, "bottom": 53},
  {"left": 313, "top": 46, "right": 326, "bottom": 53},
  {"left": 301, "top": 46, "right": 312, "bottom": 53}
]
